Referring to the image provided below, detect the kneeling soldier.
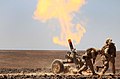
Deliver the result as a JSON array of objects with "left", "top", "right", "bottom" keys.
[{"left": 78, "top": 48, "right": 99, "bottom": 75}]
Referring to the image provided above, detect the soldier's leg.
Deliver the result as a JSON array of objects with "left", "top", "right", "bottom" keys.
[
  {"left": 100, "top": 60, "right": 109, "bottom": 75},
  {"left": 78, "top": 59, "right": 88, "bottom": 74},
  {"left": 96, "top": 57, "right": 105, "bottom": 72},
  {"left": 87, "top": 60, "right": 97, "bottom": 75},
  {"left": 95, "top": 66, "right": 104, "bottom": 72},
  {"left": 78, "top": 64, "right": 88, "bottom": 74},
  {"left": 110, "top": 57, "right": 115, "bottom": 74}
]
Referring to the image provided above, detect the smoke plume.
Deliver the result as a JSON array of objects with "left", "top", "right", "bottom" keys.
[{"left": 34, "top": 0, "right": 86, "bottom": 46}]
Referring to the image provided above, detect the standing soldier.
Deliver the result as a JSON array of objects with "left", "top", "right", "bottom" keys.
[
  {"left": 77, "top": 48, "right": 99, "bottom": 75},
  {"left": 99, "top": 38, "right": 116, "bottom": 76}
]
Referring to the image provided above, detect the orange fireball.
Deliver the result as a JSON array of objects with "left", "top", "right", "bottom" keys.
[{"left": 34, "top": 0, "right": 86, "bottom": 47}]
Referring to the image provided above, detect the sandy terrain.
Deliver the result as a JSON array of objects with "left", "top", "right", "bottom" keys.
[{"left": 0, "top": 50, "right": 120, "bottom": 78}]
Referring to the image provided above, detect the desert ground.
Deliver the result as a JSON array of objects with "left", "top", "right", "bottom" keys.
[{"left": 0, "top": 50, "right": 120, "bottom": 79}]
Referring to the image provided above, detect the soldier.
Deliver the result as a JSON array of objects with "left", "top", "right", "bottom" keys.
[
  {"left": 99, "top": 38, "right": 116, "bottom": 76},
  {"left": 77, "top": 48, "right": 99, "bottom": 75}
]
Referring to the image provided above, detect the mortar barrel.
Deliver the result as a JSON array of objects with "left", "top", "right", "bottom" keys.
[{"left": 68, "top": 39, "right": 74, "bottom": 50}]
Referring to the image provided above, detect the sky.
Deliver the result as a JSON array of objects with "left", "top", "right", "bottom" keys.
[{"left": 0, "top": 0, "right": 120, "bottom": 50}]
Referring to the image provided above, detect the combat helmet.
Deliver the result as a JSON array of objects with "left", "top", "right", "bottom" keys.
[{"left": 106, "top": 38, "right": 112, "bottom": 45}]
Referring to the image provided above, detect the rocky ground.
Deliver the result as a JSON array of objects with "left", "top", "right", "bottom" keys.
[
  {"left": 0, "top": 50, "right": 120, "bottom": 79},
  {"left": 0, "top": 68, "right": 120, "bottom": 79}
]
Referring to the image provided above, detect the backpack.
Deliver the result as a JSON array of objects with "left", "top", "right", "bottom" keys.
[{"left": 108, "top": 43, "right": 116, "bottom": 57}]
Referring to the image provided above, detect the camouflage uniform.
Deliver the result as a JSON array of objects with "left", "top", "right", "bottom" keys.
[
  {"left": 78, "top": 48, "right": 98, "bottom": 75},
  {"left": 100, "top": 39, "right": 116, "bottom": 75}
]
